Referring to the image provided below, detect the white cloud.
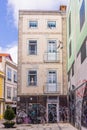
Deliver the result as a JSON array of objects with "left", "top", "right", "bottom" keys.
[
  {"left": 0, "top": 43, "right": 18, "bottom": 64},
  {"left": 7, "top": 0, "right": 68, "bottom": 28}
]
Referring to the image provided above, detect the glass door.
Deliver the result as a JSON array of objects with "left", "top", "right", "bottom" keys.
[
  {"left": 48, "top": 40, "right": 57, "bottom": 61},
  {"left": 48, "top": 104, "right": 57, "bottom": 123},
  {"left": 47, "top": 71, "right": 57, "bottom": 92}
]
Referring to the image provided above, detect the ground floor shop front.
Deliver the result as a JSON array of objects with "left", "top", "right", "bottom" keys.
[{"left": 17, "top": 95, "right": 68, "bottom": 124}]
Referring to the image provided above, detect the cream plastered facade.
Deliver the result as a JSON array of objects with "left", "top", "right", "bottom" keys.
[
  {"left": 18, "top": 11, "right": 67, "bottom": 96},
  {"left": 0, "top": 56, "right": 17, "bottom": 109}
]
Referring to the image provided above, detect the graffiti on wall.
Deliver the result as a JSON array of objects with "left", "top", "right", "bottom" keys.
[
  {"left": 59, "top": 106, "right": 69, "bottom": 122},
  {"left": 81, "top": 83, "right": 87, "bottom": 128},
  {"left": 48, "top": 104, "right": 57, "bottom": 123},
  {"left": 75, "top": 99, "right": 82, "bottom": 129},
  {"left": 75, "top": 81, "right": 87, "bottom": 129},
  {"left": 17, "top": 103, "right": 46, "bottom": 124},
  {"left": 81, "top": 99, "right": 87, "bottom": 128}
]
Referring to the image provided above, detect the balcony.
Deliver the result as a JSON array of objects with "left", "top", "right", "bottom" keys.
[
  {"left": 44, "top": 52, "right": 60, "bottom": 62},
  {"left": 44, "top": 82, "right": 60, "bottom": 94}
]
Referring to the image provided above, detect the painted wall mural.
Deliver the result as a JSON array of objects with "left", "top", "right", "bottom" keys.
[
  {"left": 16, "top": 96, "right": 68, "bottom": 124},
  {"left": 59, "top": 96, "right": 69, "bottom": 122},
  {"left": 17, "top": 102, "right": 46, "bottom": 124},
  {"left": 75, "top": 99, "right": 82, "bottom": 129},
  {"left": 81, "top": 99, "right": 87, "bottom": 128},
  {"left": 59, "top": 106, "right": 69, "bottom": 122},
  {"left": 75, "top": 82, "right": 87, "bottom": 130},
  {"left": 48, "top": 104, "right": 57, "bottom": 123},
  {"left": 81, "top": 83, "right": 87, "bottom": 129}
]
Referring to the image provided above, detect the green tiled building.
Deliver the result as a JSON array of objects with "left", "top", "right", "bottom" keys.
[{"left": 67, "top": 0, "right": 87, "bottom": 129}]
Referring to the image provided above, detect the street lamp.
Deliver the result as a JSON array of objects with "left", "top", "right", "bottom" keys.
[{"left": 30, "top": 97, "right": 32, "bottom": 101}]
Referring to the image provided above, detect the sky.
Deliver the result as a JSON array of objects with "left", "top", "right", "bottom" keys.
[{"left": 0, "top": 0, "right": 68, "bottom": 64}]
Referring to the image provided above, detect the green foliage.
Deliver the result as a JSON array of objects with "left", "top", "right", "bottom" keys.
[{"left": 4, "top": 105, "right": 15, "bottom": 121}]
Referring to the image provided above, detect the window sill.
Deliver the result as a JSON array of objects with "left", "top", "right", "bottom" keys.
[
  {"left": 27, "top": 85, "right": 38, "bottom": 87},
  {"left": 7, "top": 79, "right": 11, "bottom": 81}
]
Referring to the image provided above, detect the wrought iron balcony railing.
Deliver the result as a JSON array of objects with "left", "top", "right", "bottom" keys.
[
  {"left": 44, "top": 82, "right": 61, "bottom": 94},
  {"left": 44, "top": 52, "right": 60, "bottom": 62}
]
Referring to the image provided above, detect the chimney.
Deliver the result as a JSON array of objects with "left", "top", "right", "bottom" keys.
[{"left": 60, "top": 5, "right": 67, "bottom": 12}]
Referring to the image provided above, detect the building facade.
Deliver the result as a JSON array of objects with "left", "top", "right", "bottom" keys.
[
  {"left": 0, "top": 54, "right": 17, "bottom": 114},
  {"left": 17, "top": 9, "right": 68, "bottom": 124},
  {"left": 0, "top": 70, "right": 5, "bottom": 119},
  {"left": 67, "top": 0, "right": 87, "bottom": 130}
]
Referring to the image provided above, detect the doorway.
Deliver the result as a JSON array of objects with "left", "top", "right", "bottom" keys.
[{"left": 48, "top": 103, "right": 57, "bottom": 123}]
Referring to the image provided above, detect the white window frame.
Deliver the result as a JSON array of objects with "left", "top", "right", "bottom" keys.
[
  {"left": 13, "top": 71, "right": 17, "bottom": 83},
  {"left": 13, "top": 88, "right": 17, "bottom": 98},
  {"left": 47, "top": 21, "right": 56, "bottom": 29},
  {"left": 29, "top": 21, "right": 38, "bottom": 28},
  {"left": 48, "top": 70, "right": 57, "bottom": 84},
  {"left": 7, "top": 86, "right": 11, "bottom": 99},
  {"left": 28, "top": 40, "right": 37, "bottom": 55},
  {"left": 7, "top": 68, "right": 12, "bottom": 81},
  {"left": 48, "top": 40, "right": 57, "bottom": 52},
  {"left": 28, "top": 70, "right": 37, "bottom": 86}
]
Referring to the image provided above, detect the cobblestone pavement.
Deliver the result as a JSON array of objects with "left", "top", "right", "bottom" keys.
[{"left": 0, "top": 122, "right": 78, "bottom": 130}]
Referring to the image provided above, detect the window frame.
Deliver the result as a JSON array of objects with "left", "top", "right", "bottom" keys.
[
  {"left": 28, "top": 40, "right": 37, "bottom": 55},
  {"left": 68, "top": 70, "right": 70, "bottom": 82},
  {"left": 48, "top": 40, "right": 57, "bottom": 53},
  {"left": 48, "top": 70, "right": 57, "bottom": 84},
  {"left": 7, "top": 86, "right": 11, "bottom": 99},
  {"left": 47, "top": 21, "right": 56, "bottom": 29},
  {"left": 80, "top": 0, "right": 85, "bottom": 31},
  {"left": 81, "top": 37, "right": 87, "bottom": 63},
  {"left": 13, "top": 71, "right": 17, "bottom": 83},
  {"left": 28, "top": 70, "right": 37, "bottom": 86},
  {"left": 29, "top": 21, "right": 38, "bottom": 28},
  {"left": 7, "top": 68, "right": 12, "bottom": 81},
  {"left": 13, "top": 88, "right": 17, "bottom": 99},
  {"left": 69, "top": 40, "right": 72, "bottom": 58},
  {"left": 72, "top": 62, "right": 75, "bottom": 77},
  {"left": 69, "top": 12, "right": 71, "bottom": 37}
]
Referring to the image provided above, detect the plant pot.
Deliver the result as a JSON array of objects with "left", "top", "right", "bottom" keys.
[{"left": 3, "top": 121, "right": 15, "bottom": 128}]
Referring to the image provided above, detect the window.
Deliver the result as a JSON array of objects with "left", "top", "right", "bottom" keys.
[
  {"left": 68, "top": 70, "right": 70, "bottom": 81},
  {"left": 29, "top": 40, "right": 37, "bottom": 55},
  {"left": 47, "top": 21, "right": 56, "bottom": 29},
  {"left": 80, "top": 0, "right": 85, "bottom": 31},
  {"left": 69, "top": 41, "right": 72, "bottom": 58},
  {"left": 48, "top": 71, "right": 56, "bottom": 83},
  {"left": 29, "top": 21, "right": 38, "bottom": 28},
  {"left": 69, "top": 12, "right": 71, "bottom": 36},
  {"left": 81, "top": 38, "right": 87, "bottom": 63},
  {"left": 72, "top": 62, "right": 74, "bottom": 76},
  {"left": 13, "top": 88, "right": 17, "bottom": 101},
  {"left": 7, "top": 87, "right": 11, "bottom": 99},
  {"left": 46, "top": 40, "right": 57, "bottom": 61},
  {"left": 28, "top": 70, "right": 37, "bottom": 86},
  {"left": 7, "top": 68, "right": 12, "bottom": 81},
  {"left": 48, "top": 40, "right": 56, "bottom": 52},
  {"left": 13, "top": 71, "right": 17, "bottom": 83}
]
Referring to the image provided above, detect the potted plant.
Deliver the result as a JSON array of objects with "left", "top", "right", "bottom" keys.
[{"left": 3, "top": 105, "right": 15, "bottom": 128}]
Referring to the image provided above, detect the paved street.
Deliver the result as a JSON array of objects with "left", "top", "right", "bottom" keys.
[{"left": 0, "top": 123, "right": 77, "bottom": 130}]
